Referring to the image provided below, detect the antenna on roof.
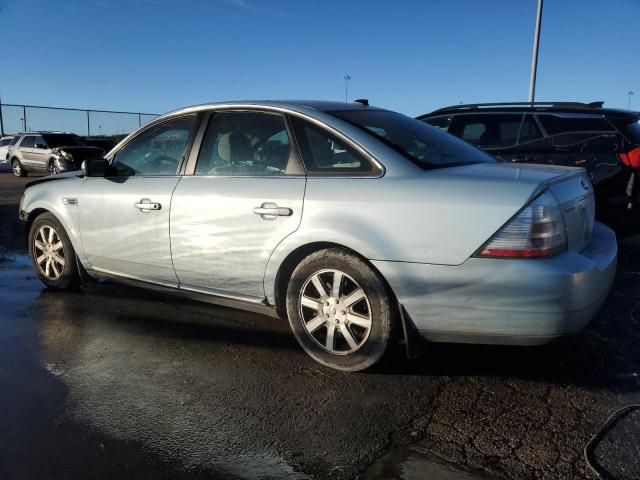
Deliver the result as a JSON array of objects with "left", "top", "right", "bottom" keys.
[{"left": 353, "top": 99, "right": 369, "bottom": 106}]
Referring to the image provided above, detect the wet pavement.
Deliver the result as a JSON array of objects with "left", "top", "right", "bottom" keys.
[{"left": 1, "top": 173, "right": 640, "bottom": 479}]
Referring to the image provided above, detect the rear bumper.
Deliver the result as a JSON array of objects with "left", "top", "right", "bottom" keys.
[{"left": 372, "top": 221, "right": 617, "bottom": 345}]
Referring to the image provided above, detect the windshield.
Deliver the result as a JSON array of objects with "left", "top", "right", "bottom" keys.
[
  {"left": 329, "top": 109, "right": 495, "bottom": 169},
  {"left": 43, "top": 134, "right": 85, "bottom": 148}
]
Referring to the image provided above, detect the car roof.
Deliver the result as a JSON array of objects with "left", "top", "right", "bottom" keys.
[
  {"left": 14, "top": 131, "right": 76, "bottom": 136},
  {"left": 163, "top": 100, "right": 385, "bottom": 118},
  {"left": 418, "top": 102, "right": 639, "bottom": 120}
]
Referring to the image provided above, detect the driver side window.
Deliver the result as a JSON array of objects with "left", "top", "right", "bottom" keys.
[{"left": 112, "top": 115, "right": 196, "bottom": 176}]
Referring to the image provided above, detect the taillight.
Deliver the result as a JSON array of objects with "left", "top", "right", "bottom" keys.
[
  {"left": 619, "top": 147, "right": 640, "bottom": 169},
  {"left": 477, "top": 191, "right": 567, "bottom": 258}
]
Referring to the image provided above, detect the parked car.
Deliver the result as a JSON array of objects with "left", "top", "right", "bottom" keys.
[
  {"left": 19, "top": 101, "right": 617, "bottom": 371},
  {"left": 81, "top": 137, "right": 117, "bottom": 152},
  {"left": 8, "top": 132, "right": 104, "bottom": 177},
  {"left": 417, "top": 102, "right": 640, "bottom": 233},
  {"left": 0, "top": 136, "right": 14, "bottom": 164}
]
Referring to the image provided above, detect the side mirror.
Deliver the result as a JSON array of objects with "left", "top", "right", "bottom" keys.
[{"left": 81, "top": 158, "right": 109, "bottom": 177}]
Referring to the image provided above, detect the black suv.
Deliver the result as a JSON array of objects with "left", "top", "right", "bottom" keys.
[{"left": 418, "top": 102, "right": 640, "bottom": 232}]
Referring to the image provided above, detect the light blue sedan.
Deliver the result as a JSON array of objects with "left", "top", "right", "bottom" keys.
[{"left": 19, "top": 100, "right": 617, "bottom": 371}]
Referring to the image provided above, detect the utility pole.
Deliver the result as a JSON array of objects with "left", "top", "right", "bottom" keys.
[
  {"left": 528, "top": 0, "right": 543, "bottom": 102},
  {"left": 0, "top": 94, "right": 4, "bottom": 137},
  {"left": 344, "top": 74, "right": 351, "bottom": 103},
  {"left": 628, "top": 91, "right": 634, "bottom": 110}
]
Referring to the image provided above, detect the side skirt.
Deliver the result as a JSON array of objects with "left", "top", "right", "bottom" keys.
[{"left": 86, "top": 269, "right": 281, "bottom": 319}]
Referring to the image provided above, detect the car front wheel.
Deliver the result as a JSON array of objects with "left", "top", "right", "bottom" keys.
[
  {"left": 286, "top": 248, "right": 395, "bottom": 371},
  {"left": 48, "top": 159, "right": 60, "bottom": 175},
  {"left": 28, "top": 213, "right": 79, "bottom": 289},
  {"left": 12, "top": 158, "right": 26, "bottom": 177}
]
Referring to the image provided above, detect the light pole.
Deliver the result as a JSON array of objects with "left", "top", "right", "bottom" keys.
[
  {"left": 344, "top": 74, "right": 351, "bottom": 103},
  {"left": 628, "top": 91, "right": 634, "bottom": 110},
  {"left": 528, "top": 0, "right": 544, "bottom": 102}
]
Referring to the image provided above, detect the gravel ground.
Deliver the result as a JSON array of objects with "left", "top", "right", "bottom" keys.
[{"left": 1, "top": 172, "right": 639, "bottom": 479}]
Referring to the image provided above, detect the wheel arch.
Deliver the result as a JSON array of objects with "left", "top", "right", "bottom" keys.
[
  {"left": 22, "top": 202, "right": 85, "bottom": 265},
  {"left": 270, "top": 241, "right": 400, "bottom": 321}
]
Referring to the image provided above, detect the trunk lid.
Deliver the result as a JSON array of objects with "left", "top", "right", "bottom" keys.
[
  {"left": 546, "top": 170, "right": 595, "bottom": 252},
  {"left": 439, "top": 162, "right": 595, "bottom": 254}
]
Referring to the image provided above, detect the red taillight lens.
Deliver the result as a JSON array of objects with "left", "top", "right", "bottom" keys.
[
  {"left": 619, "top": 147, "right": 640, "bottom": 169},
  {"left": 477, "top": 191, "right": 567, "bottom": 259}
]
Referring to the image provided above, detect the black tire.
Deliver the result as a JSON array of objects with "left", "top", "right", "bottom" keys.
[
  {"left": 12, "top": 158, "right": 26, "bottom": 177},
  {"left": 286, "top": 248, "right": 395, "bottom": 371},
  {"left": 28, "top": 212, "right": 79, "bottom": 289}
]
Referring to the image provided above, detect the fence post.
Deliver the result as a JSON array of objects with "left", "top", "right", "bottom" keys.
[
  {"left": 138, "top": 113, "right": 142, "bottom": 128},
  {"left": 0, "top": 98, "right": 4, "bottom": 137},
  {"left": 23, "top": 105, "right": 27, "bottom": 132},
  {"left": 87, "top": 110, "right": 91, "bottom": 138}
]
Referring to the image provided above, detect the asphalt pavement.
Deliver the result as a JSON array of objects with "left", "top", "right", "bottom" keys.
[{"left": 1, "top": 172, "right": 639, "bottom": 479}]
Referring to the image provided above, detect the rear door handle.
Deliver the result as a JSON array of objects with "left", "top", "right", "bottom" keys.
[
  {"left": 135, "top": 198, "right": 162, "bottom": 212},
  {"left": 253, "top": 202, "right": 293, "bottom": 220}
]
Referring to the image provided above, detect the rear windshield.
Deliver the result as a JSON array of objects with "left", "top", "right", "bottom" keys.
[
  {"left": 43, "top": 134, "right": 85, "bottom": 148},
  {"left": 329, "top": 109, "right": 495, "bottom": 170}
]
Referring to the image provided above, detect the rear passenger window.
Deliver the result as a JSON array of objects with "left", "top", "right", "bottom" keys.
[
  {"left": 451, "top": 114, "right": 522, "bottom": 149},
  {"left": 538, "top": 115, "right": 614, "bottom": 135},
  {"left": 290, "top": 117, "right": 377, "bottom": 176},
  {"left": 462, "top": 123, "right": 486, "bottom": 144},
  {"left": 518, "top": 115, "right": 543, "bottom": 144},
  {"left": 195, "top": 111, "right": 293, "bottom": 176}
]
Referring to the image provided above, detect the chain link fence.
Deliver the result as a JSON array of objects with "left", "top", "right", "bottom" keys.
[{"left": 0, "top": 103, "right": 160, "bottom": 141}]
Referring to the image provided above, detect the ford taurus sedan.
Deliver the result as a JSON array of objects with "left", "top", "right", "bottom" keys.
[{"left": 19, "top": 100, "right": 618, "bottom": 371}]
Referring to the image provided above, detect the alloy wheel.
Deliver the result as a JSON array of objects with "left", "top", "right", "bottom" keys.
[
  {"left": 49, "top": 161, "right": 60, "bottom": 175},
  {"left": 299, "top": 269, "right": 372, "bottom": 355},
  {"left": 12, "top": 160, "right": 22, "bottom": 176},
  {"left": 33, "top": 225, "right": 65, "bottom": 280}
]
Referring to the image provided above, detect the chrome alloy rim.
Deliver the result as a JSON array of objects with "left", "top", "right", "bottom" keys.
[
  {"left": 33, "top": 225, "right": 65, "bottom": 280},
  {"left": 49, "top": 161, "right": 60, "bottom": 175},
  {"left": 299, "top": 269, "right": 372, "bottom": 355},
  {"left": 12, "top": 161, "right": 21, "bottom": 176}
]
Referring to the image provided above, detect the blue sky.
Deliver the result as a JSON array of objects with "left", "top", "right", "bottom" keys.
[{"left": 0, "top": 0, "right": 638, "bottom": 127}]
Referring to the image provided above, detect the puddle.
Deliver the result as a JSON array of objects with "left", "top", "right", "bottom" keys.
[{"left": 365, "top": 444, "right": 489, "bottom": 480}]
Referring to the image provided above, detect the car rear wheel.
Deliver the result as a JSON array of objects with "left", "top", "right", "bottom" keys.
[
  {"left": 28, "top": 213, "right": 79, "bottom": 289},
  {"left": 12, "top": 158, "right": 26, "bottom": 177},
  {"left": 286, "top": 248, "right": 395, "bottom": 371}
]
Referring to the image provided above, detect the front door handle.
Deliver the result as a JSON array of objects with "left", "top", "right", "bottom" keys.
[
  {"left": 253, "top": 202, "right": 293, "bottom": 220},
  {"left": 135, "top": 198, "right": 162, "bottom": 212}
]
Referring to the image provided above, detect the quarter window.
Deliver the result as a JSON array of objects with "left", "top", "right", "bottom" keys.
[
  {"left": 424, "top": 115, "right": 453, "bottom": 131},
  {"left": 195, "top": 111, "right": 293, "bottom": 176},
  {"left": 290, "top": 117, "right": 376, "bottom": 175},
  {"left": 538, "top": 115, "right": 614, "bottom": 135},
  {"left": 20, "top": 136, "right": 35, "bottom": 148},
  {"left": 111, "top": 115, "right": 196, "bottom": 176}
]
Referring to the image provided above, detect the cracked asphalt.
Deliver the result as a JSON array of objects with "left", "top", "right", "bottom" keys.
[{"left": 1, "top": 172, "right": 639, "bottom": 479}]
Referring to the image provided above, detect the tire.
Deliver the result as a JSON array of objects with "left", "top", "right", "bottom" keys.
[
  {"left": 28, "top": 212, "right": 79, "bottom": 289},
  {"left": 286, "top": 248, "right": 395, "bottom": 371},
  {"left": 48, "top": 159, "right": 60, "bottom": 176},
  {"left": 12, "top": 158, "right": 26, "bottom": 177}
]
